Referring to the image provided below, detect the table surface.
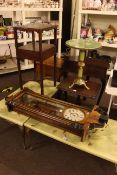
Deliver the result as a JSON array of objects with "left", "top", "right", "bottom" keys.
[
  {"left": 14, "top": 23, "right": 57, "bottom": 32},
  {"left": 24, "top": 118, "right": 117, "bottom": 164},
  {"left": 66, "top": 38, "right": 101, "bottom": 50}
]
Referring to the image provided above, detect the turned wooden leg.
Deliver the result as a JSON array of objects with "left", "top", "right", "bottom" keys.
[
  {"left": 81, "top": 123, "right": 90, "bottom": 142},
  {"left": 17, "top": 58, "right": 23, "bottom": 90}
]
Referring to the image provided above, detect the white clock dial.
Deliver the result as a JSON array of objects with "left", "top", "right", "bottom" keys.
[{"left": 64, "top": 108, "right": 85, "bottom": 122}]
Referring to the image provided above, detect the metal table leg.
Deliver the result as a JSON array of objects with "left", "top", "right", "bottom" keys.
[{"left": 107, "top": 95, "right": 114, "bottom": 115}]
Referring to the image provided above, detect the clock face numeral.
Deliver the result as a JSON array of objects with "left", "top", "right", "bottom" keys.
[{"left": 64, "top": 108, "right": 85, "bottom": 122}]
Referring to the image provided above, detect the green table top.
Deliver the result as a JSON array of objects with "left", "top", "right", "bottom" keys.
[{"left": 66, "top": 38, "right": 101, "bottom": 50}]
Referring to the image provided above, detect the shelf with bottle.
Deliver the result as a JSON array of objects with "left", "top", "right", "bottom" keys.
[
  {"left": 79, "top": 9, "right": 117, "bottom": 15},
  {"left": 0, "top": 31, "right": 61, "bottom": 45},
  {"left": 82, "top": 0, "right": 117, "bottom": 12},
  {"left": 0, "top": 57, "right": 17, "bottom": 74},
  {"left": 77, "top": 0, "right": 117, "bottom": 49},
  {"left": 0, "top": 24, "right": 24, "bottom": 44},
  {"left": 0, "top": 0, "right": 22, "bottom": 8},
  {"left": 0, "top": 7, "right": 62, "bottom": 12},
  {"left": 0, "top": 0, "right": 61, "bottom": 10},
  {"left": 79, "top": 1, "right": 117, "bottom": 19},
  {"left": 24, "top": 0, "right": 60, "bottom": 8},
  {"left": 0, "top": 57, "right": 32, "bottom": 74},
  {"left": 78, "top": 0, "right": 117, "bottom": 16},
  {"left": 80, "top": 20, "right": 117, "bottom": 49},
  {"left": 0, "top": 16, "right": 61, "bottom": 42},
  {"left": 101, "top": 40, "right": 117, "bottom": 48}
]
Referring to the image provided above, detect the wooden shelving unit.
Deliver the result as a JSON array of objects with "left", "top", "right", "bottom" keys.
[
  {"left": 77, "top": 0, "right": 117, "bottom": 49},
  {"left": 76, "top": 1, "right": 117, "bottom": 74}
]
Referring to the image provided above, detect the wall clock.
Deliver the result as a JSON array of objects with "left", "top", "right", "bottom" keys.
[{"left": 63, "top": 108, "right": 85, "bottom": 122}]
